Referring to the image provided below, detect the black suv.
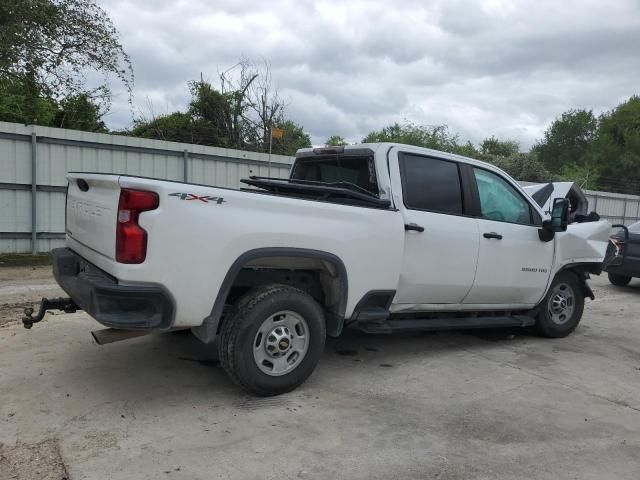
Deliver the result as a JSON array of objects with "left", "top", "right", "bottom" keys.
[{"left": 606, "top": 221, "right": 640, "bottom": 286}]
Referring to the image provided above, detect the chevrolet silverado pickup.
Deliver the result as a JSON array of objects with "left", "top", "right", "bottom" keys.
[{"left": 25, "top": 143, "right": 614, "bottom": 395}]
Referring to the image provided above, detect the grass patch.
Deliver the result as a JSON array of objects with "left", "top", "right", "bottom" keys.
[{"left": 0, "top": 253, "right": 52, "bottom": 268}]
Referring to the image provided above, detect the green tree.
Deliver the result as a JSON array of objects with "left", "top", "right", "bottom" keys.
[
  {"left": 0, "top": 0, "right": 132, "bottom": 123},
  {"left": 0, "top": 77, "right": 58, "bottom": 125},
  {"left": 559, "top": 162, "right": 600, "bottom": 190},
  {"left": 488, "top": 152, "right": 554, "bottom": 183},
  {"left": 532, "top": 109, "right": 598, "bottom": 173},
  {"left": 0, "top": 77, "right": 106, "bottom": 131},
  {"left": 326, "top": 135, "right": 347, "bottom": 146},
  {"left": 130, "top": 112, "right": 211, "bottom": 144},
  {"left": 480, "top": 136, "right": 519, "bottom": 157},
  {"left": 188, "top": 81, "right": 234, "bottom": 146},
  {"left": 452, "top": 141, "right": 480, "bottom": 158},
  {"left": 271, "top": 120, "right": 312, "bottom": 155},
  {"left": 591, "top": 96, "right": 640, "bottom": 193},
  {"left": 131, "top": 61, "right": 310, "bottom": 154},
  {"left": 53, "top": 93, "right": 106, "bottom": 131},
  {"left": 362, "top": 122, "right": 478, "bottom": 156}
]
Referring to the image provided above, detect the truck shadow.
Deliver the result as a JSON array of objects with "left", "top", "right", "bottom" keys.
[
  {"left": 326, "top": 327, "right": 534, "bottom": 365},
  {"left": 58, "top": 324, "right": 536, "bottom": 406}
]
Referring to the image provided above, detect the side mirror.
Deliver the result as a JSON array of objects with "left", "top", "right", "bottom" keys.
[
  {"left": 538, "top": 197, "right": 570, "bottom": 242},
  {"left": 550, "top": 198, "right": 569, "bottom": 232}
]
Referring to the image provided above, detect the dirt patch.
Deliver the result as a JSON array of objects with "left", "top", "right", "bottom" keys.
[
  {"left": 0, "top": 254, "right": 52, "bottom": 268},
  {"left": 0, "top": 266, "right": 63, "bottom": 327},
  {"left": 0, "top": 303, "right": 31, "bottom": 328},
  {"left": 0, "top": 439, "right": 68, "bottom": 480}
]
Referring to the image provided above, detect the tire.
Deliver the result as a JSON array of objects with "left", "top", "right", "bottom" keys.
[
  {"left": 608, "top": 272, "right": 632, "bottom": 287},
  {"left": 217, "top": 284, "right": 326, "bottom": 396},
  {"left": 535, "top": 272, "right": 585, "bottom": 338}
]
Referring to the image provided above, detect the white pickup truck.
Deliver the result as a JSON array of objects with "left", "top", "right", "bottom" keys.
[{"left": 25, "top": 143, "right": 614, "bottom": 395}]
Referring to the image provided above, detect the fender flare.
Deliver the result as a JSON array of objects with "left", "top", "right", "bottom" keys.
[
  {"left": 191, "top": 247, "right": 348, "bottom": 343},
  {"left": 530, "top": 264, "right": 597, "bottom": 319},
  {"left": 555, "top": 263, "right": 600, "bottom": 300}
]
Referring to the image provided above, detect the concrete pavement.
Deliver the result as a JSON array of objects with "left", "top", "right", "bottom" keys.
[{"left": 1, "top": 273, "right": 640, "bottom": 479}]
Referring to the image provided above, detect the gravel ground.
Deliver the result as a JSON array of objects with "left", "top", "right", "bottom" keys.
[
  {"left": 1, "top": 268, "right": 640, "bottom": 479},
  {"left": 0, "top": 266, "right": 64, "bottom": 328}
]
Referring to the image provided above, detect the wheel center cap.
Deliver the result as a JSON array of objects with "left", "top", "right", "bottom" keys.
[{"left": 264, "top": 326, "right": 293, "bottom": 358}]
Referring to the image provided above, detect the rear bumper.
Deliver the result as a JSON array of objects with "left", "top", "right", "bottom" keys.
[{"left": 52, "top": 248, "right": 174, "bottom": 329}]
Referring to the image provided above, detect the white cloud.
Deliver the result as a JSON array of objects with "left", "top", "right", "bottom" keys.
[{"left": 100, "top": 0, "right": 640, "bottom": 149}]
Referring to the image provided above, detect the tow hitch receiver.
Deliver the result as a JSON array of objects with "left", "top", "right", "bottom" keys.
[{"left": 22, "top": 297, "right": 80, "bottom": 329}]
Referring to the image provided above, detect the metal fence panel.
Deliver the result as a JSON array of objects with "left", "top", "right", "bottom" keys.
[
  {"left": 0, "top": 121, "right": 294, "bottom": 254},
  {"left": 0, "top": 190, "right": 31, "bottom": 232}
]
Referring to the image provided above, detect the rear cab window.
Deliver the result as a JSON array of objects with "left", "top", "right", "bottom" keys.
[{"left": 290, "top": 155, "right": 379, "bottom": 196}]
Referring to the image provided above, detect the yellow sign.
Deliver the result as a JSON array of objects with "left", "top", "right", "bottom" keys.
[{"left": 271, "top": 127, "right": 284, "bottom": 139}]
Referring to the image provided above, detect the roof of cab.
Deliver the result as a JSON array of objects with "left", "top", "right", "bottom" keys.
[{"left": 296, "top": 142, "right": 507, "bottom": 176}]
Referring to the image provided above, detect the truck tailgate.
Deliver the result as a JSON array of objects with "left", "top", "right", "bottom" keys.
[{"left": 66, "top": 173, "right": 121, "bottom": 260}]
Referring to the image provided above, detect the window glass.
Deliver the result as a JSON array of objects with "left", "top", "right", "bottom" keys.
[
  {"left": 291, "top": 156, "right": 379, "bottom": 195},
  {"left": 400, "top": 154, "right": 463, "bottom": 214},
  {"left": 474, "top": 168, "right": 532, "bottom": 224},
  {"left": 629, "top": 221, "right": 640, "bottom": 233}
]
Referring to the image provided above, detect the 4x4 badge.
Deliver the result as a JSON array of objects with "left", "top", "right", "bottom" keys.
[{"left": 169, "top": 193, "right": 225, "bottom": 204}]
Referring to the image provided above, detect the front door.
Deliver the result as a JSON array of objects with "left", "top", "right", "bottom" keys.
[
  {"left": 464, "top": 167, "right": 554, "bottom": 305},
  {"left": 389, "top": 150, "right": 480, "bottom": 305}
]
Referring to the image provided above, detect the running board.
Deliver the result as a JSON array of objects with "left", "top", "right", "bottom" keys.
[{"left": 357, "top": 315, "right": 536, "bottom": 334}]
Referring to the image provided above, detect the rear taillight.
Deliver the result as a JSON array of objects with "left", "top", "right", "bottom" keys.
[
  {"left": 116, "top": 189, "right": 159, "bottom": 264},
  {"left": 609, "top": 236, "right": 625, "bottom": 256}
]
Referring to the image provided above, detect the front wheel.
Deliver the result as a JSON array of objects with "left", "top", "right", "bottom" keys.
[
  {"left": 535, "top": 272, "right": 585, "bottom": 338},
  {"left": 218, "top": 284, "right": 326, "bottom": 396},
  {"left": 608, "top": 272, "right": 632, "bottom": 286}
]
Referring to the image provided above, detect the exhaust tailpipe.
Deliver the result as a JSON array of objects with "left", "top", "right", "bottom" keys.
[{"left": 91, "top": 328, "right": 152, "bottom": 345}]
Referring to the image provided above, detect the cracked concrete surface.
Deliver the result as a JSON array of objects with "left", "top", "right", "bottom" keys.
[{"left": 1, "top": 269, "right": 640, "bottom": 479}]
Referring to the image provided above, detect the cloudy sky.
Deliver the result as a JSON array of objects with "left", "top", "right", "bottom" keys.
[{"left": 99, "top": 0, "right": 640, "bottom": 150}]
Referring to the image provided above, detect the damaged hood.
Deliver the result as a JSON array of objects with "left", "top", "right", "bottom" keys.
[{"left": 523, "top": 182, "right": 589, "bottom": 217}]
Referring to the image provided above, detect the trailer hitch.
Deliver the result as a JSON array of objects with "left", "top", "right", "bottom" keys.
[{"left": 22, "top": 297, "right": 80, "bottom": 329}]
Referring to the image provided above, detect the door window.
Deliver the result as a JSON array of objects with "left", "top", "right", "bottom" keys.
[
  {"left": 399, "top": 154, "right": 463, "bottom": 215},
  {"left": 474, "top": 168, "right": 532, "bottom": 224}
]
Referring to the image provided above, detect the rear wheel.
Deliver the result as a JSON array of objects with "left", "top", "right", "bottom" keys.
[
  {"left": 608, "top": 272, "right": 632, "bottom": 286},
  {"left": 535, "top": 272, "right": 584, "bottom": 338},
  {"left": 218, "top": 284, "right": 326, "bottom": 396}
]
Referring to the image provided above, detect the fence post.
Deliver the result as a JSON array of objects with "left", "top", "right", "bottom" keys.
[
  {"left": 183, "top": 149, "right": 189, "bottom": 182},
  {"left": 622, "top": 198, "right": 628, "bottom": 225},
  {"left": 31, "top": 131, "right": 37, "bottom": 254},
  {"left": 592, "top": 194, "right": 599, "bottom": 213}
]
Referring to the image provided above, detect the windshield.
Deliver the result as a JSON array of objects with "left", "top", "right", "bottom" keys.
[{"left": 290, "top": 155, "right": 379, "bottom": 195}]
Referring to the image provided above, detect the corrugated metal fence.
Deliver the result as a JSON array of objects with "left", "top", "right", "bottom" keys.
[
  {"left": 0, "top": 121, "right": 294, "bottom": 254},
  {"left": 1, "top": 121, "right": 639, "bottom": 254},
  {"left": 583, "top": 189, "right": 640, "bottom": 225}
]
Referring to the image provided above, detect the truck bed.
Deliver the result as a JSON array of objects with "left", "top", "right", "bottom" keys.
[{"left": 64, "top": 173, "right": 405, "bottom": 328}]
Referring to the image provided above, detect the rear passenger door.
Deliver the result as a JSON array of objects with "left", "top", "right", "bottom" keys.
[
  {"left": 389, "top": 150, "right": 480, "bottom": 305},
  {"left": 464, "top": 167, "right": 554, "bottom": 305}
]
